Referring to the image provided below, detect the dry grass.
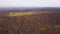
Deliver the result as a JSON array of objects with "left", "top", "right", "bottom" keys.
[
  {"left": 5, "top": 12, "right": 35, "bottom": 16},
  {"left": 5, "top": 12, "right": 49, "bottom": 17}
]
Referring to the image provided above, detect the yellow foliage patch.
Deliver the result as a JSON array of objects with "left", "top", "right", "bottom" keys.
[{"left": 5, "top": 12, "right": 49, "bottom": 17}]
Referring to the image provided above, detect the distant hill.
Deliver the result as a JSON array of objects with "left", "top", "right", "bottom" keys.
[
  {"left": 0, "top": 7, "right": 60, "bottom": 11},
  {"left": 0, "top": 7, "right": 60, "bottom": 15}
]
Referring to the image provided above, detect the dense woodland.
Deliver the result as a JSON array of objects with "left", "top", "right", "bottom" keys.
[{"left": 0, "top": 12, "right": 60, "bottom": 34}]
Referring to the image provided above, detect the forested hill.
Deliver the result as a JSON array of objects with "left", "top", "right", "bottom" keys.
[{"left": 0, "top": 7, "right": 60, "bottom": 14}]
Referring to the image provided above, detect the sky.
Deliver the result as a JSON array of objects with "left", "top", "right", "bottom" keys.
[{"left": 0, "top": 0, "right": 60, "bottom": 7}]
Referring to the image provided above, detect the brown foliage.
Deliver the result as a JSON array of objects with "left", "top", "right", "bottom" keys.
[{"left": 0, "top": 12, "right": 60, "bottom": 34}]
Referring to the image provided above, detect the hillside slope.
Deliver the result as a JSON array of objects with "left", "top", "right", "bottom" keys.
[{"left": 0, "top": 12, "right": 60, "bottom": 34}]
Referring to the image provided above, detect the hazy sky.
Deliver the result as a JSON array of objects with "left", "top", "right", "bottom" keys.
[{"left": 0, "top": 0, "right": 60, "bottom": 7}]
